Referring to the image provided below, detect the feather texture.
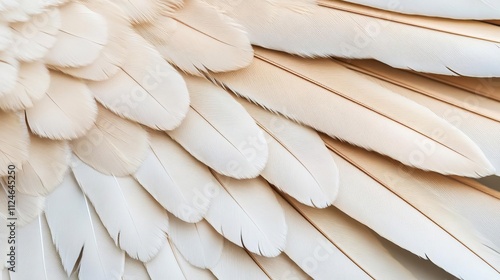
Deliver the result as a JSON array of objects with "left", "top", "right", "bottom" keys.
[
  {"left": 239, "top": 98, "right": 339, "bottom": 208},
  {"left": 205, "top": 174, "right": 287, "bottom": 257},
  {"left": 0, "top": 51, "right": 19, "bottom": 95},
  {"left": 0, "top": 111, "right": 29, "bottom": 176},
  {"left": 251, "top": 253, "right": 311, "bottom": 280},
  {"left": 71, "top": 105, "right": 149, "bottom": 176},
  {"left": 168, "top": 75, "right": 268, "bottom": 179},
  {"left": 26, "top": 71, "right": 97, "bottom": 140},
  {"left": 123, "top": 256, "right": 150, "bottom": 280},
  {"left": 71, "top": 157, "right": 169, "bottom": 262},
  {"left": 135, "top": 130, "right": 221, "bottom": 223},
  {"left": 44, "top": 172, "right": 125, "bottom": 280},
  {"left": 110, "top": 0, "right": 182, "bottom": 24},
  {"left": 136, "top": 0, "right": 253, "bottom": 75}
]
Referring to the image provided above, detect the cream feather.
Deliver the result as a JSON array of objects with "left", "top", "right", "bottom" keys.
[
  {"left": 206, "top": 0, "right": 500, "bottom": 77},
  {"left": 0, "top": 23, "right": 11, "bottom": 52},
  {"left": 26, "top": 71, "right": 97, "bottom": 140},
  {"left": 16, "top": 135, "right": 69, "bottom": 196},
  {"left": 0, "top": 51, "right": 19, "bottom": 95},
  {"left": 110, "top": 0, "right": 182, "bottom": 24},
  {"left": 14, "top": 215, "right": 67, "bottom": 280},
  {"left": 123, "top": 256, "right": 150, "bottom": 280},
  {"left": 71, "top": 157, "right": 169, "bottom": 262},
  {"left": 89, "top": 32, "right": 190, "bottom": 131},
  {"left": 10, "top": 8, "right": 60, "bottom": 62},
  {"left": 0, "top": 0, "right": 66, "bottom": 22},
  {"left": 136, "top": 0, "right": 253, "bottom": 75},
  {"left": 44, "top": 2, "right": 108, "bottom": 68},
  {"left": 210, "top": 240, "right": 270, "bottom": 280},
  {"left": 168, "top": 217, "right": 223, "bottom": 269},
  {"left": 251, "top": 253, "right": 311, "bottom": 280},
  {"left": 0, "top": 184, "right": 44, "bottom": 226},
  {"left": 71, "top": 105, "right": 149, "bottom": 176},
  {"left": 239, "top": 98, "right": 339, "bottom": 208},
  {"left": 211, "top": 48, "right": 494, "bottom": 177},
  {"left": 205, "top": 174, "right": 287, "bottom": 257},
  {"left": 168, "top": 75, "right": 268, "bottom": 179},
  {"left": 0, "top": 62, "right": 49, "bottom": 111},
  {"left": 324, "top": 137, "right": 500, "bottom": 279},
  {"left": 135, "top": 130, "right": 221, "bottom": 223},
  {"left": 0, "top": 111, "right": 29, "bottom": 176},
  {"left": 44, "top": 172, "right": 125, "bottom": 280},
  {"left": 57, "top": 0, "right": 129, "bottom": 81}
]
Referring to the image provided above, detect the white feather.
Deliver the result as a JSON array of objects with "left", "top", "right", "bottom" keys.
[
  {"left": 251, "top": 253, "right": 311, "bottom": 280},
  {"left": 26, "top": 71, "right": 97, "bottom": 140},
  {"left": 71, "top": 157, "right": 169, "bottom": 262},
  {"left": 0, "top": 181, "right": 44, "bottom": 226},
  {"left": 110, "top": 0, "right": 183, "bottom": 24},
  {"left": 44, "top": 2, "right": 108, "bottom": 68},
  {"left": 70, "top": 105, "right": 149, "bottom": 176},
  {"left": 239, "top": 98, "right": 339, "bottom": 208},
  {"left": 44, "top": 172, "right": 124, "bottom": 280},
  {"left": 123, "top": 256, "right": 150, "bottom": 280},
  {"left": 0, "top": 23, "right": 12, "bottom": 52},
  {"left": 205, "top": 174, "right": 287, "bottom": 257},
  {"left": 88, "top": 32, "right": 189, "bottom": 131},
  {"left": 135, "top": 130, "right": 221, "bottom": 223},
  {"left": 168, "top": 75, "right": 268, "bottom": 179}
]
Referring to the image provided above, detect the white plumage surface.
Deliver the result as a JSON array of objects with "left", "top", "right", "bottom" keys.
[{"left": 0, "top": 0, "right": 499, "bottom": 279}]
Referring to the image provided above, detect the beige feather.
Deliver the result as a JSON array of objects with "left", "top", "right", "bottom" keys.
[
  {"left": 239, "top": 98, "right": 339, "bottom": 208},
  {"left": 110, "top": 0, "right": 183, "bottom": 24},
  {"left": 211, "top": 48, "right": 494, "bottom": 177},
  {"left": 44, "top": 2, "right": 108, "bottom": 68},
  {"left": 0, "top": 62, "right": 49, "bottom": 111},
  {"left": 0, "top": 182, "right": 44, "bottom": 226},
  {"left": 26, "top": 71, "right": 97, "bottom": 140},
  {"left": 250, "top": 253, "right": 311, "bottom": 280},
  {"left": 16, "top": 135, "right": 69, "bottom": 196},
  {"left": 135, "top": 130, "right": 221, "bottom": 223},
  {"left": 0, "top": 51, "right": 19, "bottom": 95},
  {"left": 71, "top": 105, "right": 149, "bottom": 176},
  {"left": 0, "top": 0, "right": 66, "bottom": 22},
  {"left": 205, "top": 174, "right": 287, "bottom": 257},
  {"left": 0, "top": 111, "right": 29, "bottom": 176},
  {"left": 168, "top": 75, "right": 268, "bottom": 179},
  {"left": 136, "top": 0, "right": 253, "bottom": 75}
]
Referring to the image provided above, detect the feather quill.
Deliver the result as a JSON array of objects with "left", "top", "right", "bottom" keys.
[
  {"left": 168, "top": 75, "right": 268, "bottom": 179},
  {"left": 71, "top": 157, "right": 169, "bottom": 262}
]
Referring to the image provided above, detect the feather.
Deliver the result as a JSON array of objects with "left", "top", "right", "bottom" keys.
[
  {"left": 71, "top": 105, "right": 149, "bottom": 176},
  {"left": 88, "top": 32, "right": 189, "bottom": 131},
  {"left": 238, "top": 98, "right": 339, "bottom": 208},
  {"left": 339, "top": 59, "right": 500, "bottom": 174},
  {"left": 210, "top": 240, "right": 269, "bottom": 280},
  {"left": 71, "top": 157, "right": 169, "bottom": 262},
  {"left": 110, "top": 0, "right": 183, "bottom": 24},
  {"left": 0, "top": 51, "right": 19, "bottom": 95},
  {"left": 13, "top": 215, "right": 67, "bottom": 280},
  {"left": 135, "top": 130, "right": 221, "bottom": 223},
  {"left": 0, "top": 23, "right": 11, "bottom": 52},
  {"left": 168, "top": 75, "right": 268, "bottom": 179},
  {"left": 168, "top": 217, "right": 223, "bottom": 269},
  {"left": 324, "top": 137, "right": 500, "bottom": 279},
  {"left": 145, "top": 238, "right": 216, "bottom": 280},
  {"left": 10, "top": 8, "right": 60, "bottom": 62},
  {"left": 211, "top": 48, "right": 494, "bottom": 177},
  {"left": 57, "top": 0, "right": 129, "bottom": 81},
  {"left": 0, "top": 182, "right": 44, "bottom": 226},
  {"left": 44, "top": 2, "right": 108, "bottom": 68},
  {"left": 0, "top": 0, "right": 66, "bottom": 22},
  {"left": 44, "top": 172, "right": 125, "bottom": 280},
  {"left": 16, "top": 135, "right": 69, "bottom": 196},
  {"left": 205, "top": 174, "right": 287, "bottom": 257},
  {"left": 0, "top": 62, "right": 50, "bottom": 111},
  {"left": 207, "top": 0, "right": 500, "bottom": 77},
  {"left": 26, "top": 71, "right": 97, "bottom": 140},
  {"left": 339, "top": 0, "right": 500, "bottom": 19},
  {"left": 123, "top": 256, "right": 150, "bottom": 280},
  {"left": 0, "top": 111, "right": 29, "bottom": 176},
  {"left": 136, "top": 0, "right": 253, "bottom": 75},
  {"left": 250, "top": 253, "right": 311, "bottom": 280}
]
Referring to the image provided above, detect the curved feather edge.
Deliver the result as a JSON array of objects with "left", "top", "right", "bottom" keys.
[{"left": 0, "top": 111, "right": 29, "bottom": 176}]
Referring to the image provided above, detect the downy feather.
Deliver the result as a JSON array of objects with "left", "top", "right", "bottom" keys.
[
  {"left": 205, "top": 174, "right": 287, "bottom": 257},
  {"left": 0, "top": 111, "right": 29, "bottom": 176},
  {"left": 71, "top": 105, "right": 149, "bottom": 176},
  {"left": 16, "top": 135, "right": 69, "bottom": 196},
  {"left": 168, "top": 217, "right": 223, "bottom": 269},
  {"left": 0, "top": 62, "right": 50, "bottom": 111},
  {"left": 135, "top": 130, "right": 221, "bottom": 223},
  {"left": 324, "top": 137, "right": 500, "bottom": 279},
  {"left": 211, "top": 48, "right": 494, "bottom": 177},
  {"left": 44, "top": 2, "right": 108, "bottom": 68},
  {"left": 89, "top": 32, "right": 189, "bottom": 131},
  {"left": 44, "top": 172, "right": 125, "bottom": 280},
  {"left": 0, "top": 0, "right": 66, "bottom": 22},
  {"left": 0, "top": 23, "right": 11, "bottom": 52},
  {"left": 136, "top": 0, "right": 253, "bottom": 75},
  {"left": 168, "top": 75, "right": 268, "bottom": 179},
  {"left": 26, "top": 71, "right": 97, "bottom": 140},
  {"left": 71, "top": 157, "right": 169, "bottom": 262},
  {"left": 238, "top": 98, "right": 339, "bottom": 208}
]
